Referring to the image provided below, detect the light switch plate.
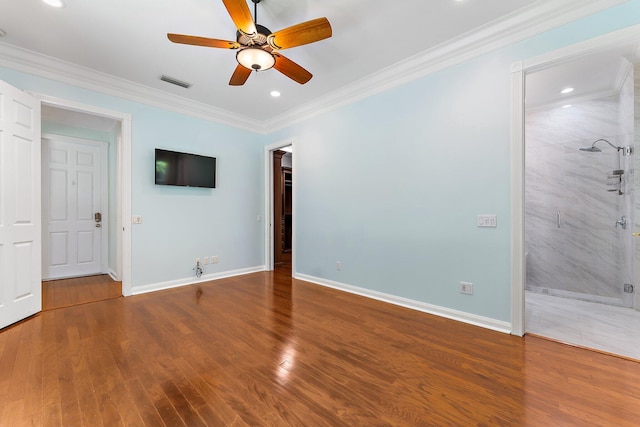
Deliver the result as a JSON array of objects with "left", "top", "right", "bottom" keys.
[
  {"left": 132, "top": 215, "right": 142, "bottom": 224},
  {"left": 477, "top": 214, "right": 497, "bottom": 227}
]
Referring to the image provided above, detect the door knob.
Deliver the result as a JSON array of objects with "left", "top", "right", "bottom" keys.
[{"left": 94, "top": 212, "right": 102, "bottom": 222}]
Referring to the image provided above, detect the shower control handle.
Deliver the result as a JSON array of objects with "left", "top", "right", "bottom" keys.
[{"left": 616, "top": 215, "right": 628, "bottom": 230}]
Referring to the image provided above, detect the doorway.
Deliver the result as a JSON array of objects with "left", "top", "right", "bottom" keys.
[
  {"left": 40, "top": 107, "right": 122, "bottom": 307},
  {"left": 36, "top": 94, "right": 133, "bottom": 301},
  {"left": 511, "top": 26, "right": 640, "bottom": 360},
  {"left": 265, "top": 140, "right": 295, "bottom": 274}
]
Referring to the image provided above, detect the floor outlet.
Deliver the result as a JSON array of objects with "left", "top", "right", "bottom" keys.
[{"left": 460, "top": 281, "right": 473, "bottom": 295}]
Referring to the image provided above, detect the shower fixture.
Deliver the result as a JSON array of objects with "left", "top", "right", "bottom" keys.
[
  {"left": 579, "top": 139, "right": 633, "bottom": 156},
  {"left": 579, "top": 138, "right": 632, "bottom": 195}
]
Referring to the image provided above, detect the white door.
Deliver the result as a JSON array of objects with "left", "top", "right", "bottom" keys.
[
  {"left": 42, "top": 137, "right": 105, "bottom": 279},
  {"left": 0, "top": 80, "right": 42, "bottom": 329}
]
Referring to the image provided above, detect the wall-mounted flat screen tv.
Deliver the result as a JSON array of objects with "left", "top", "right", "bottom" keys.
[{"left": 155, "top": 148, "right": 216, "bottom": 188}]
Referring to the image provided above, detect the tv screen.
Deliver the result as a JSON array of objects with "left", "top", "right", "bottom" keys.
[{"left": 155, "top": 149, "right": 216, "bottom": 188}]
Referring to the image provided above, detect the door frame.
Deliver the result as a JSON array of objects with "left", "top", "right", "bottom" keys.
[
  {"left": 41, "top": 133, "right": 109, "bottom": 279},
  {"left": 32, "top": 93, "right": 133, "bottom": 296},
  {"left": 510, "top": 24, "right": 640, "bottom": 336},
  {"left": 264, "top": 138, "right": 296, "bottom": 273}
]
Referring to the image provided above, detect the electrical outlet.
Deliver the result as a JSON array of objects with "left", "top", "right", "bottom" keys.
[
  {"left": 336, "top": 261, "right": 342, "bottom": 270},
  {"left": 131, "top": 215, "right": 142, "bottom": 224},
  {"left": 203, "top": 257, "right": 209, "bottom": 265},
  {"left": 211, "top": 256, "right": 218, "bottom": 264},
  {"left": 460, "top": 281, "right": 473, "bottom": 295}
]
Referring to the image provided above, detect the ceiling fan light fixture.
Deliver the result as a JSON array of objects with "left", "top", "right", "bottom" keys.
[{"left": 236, "top": 47, "right": 275, "bottom": 71}]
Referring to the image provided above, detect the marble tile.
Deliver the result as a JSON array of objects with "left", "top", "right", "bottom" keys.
[
  {"left": 525, "top": 291, "right": 640, "bottom": 360},
  {"left": 525, "top": 90, "right": 634, "bottom": 302}
]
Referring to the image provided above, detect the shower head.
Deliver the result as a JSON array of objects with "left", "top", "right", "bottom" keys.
[
  {"left": 579, "top": 138, "right": 621, "bottom": 153},
  {"left": 579, "top": 146, "right": 602, "bottom": 152}
]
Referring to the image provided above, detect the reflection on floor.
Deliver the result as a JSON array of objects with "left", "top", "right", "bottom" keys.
[
  {"left": 526, "top": 291, "right": 640, "bottom": 361},
  {"left": 275, "top": 251, "right": 292, "bottom": 275}
]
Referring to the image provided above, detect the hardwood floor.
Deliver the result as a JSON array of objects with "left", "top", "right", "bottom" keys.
[
  {"left": 2, "top": 269, "right": 640, "bottom": 425},
  {"left": 42, "top": 274, "right": 122, "bottom": 311}
]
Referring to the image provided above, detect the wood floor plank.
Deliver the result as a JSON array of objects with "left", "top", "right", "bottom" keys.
[
  {"left": 2, "top": 268, "right": 640, "bottom": 425},
  {"left": 43, "top": 274, "right": 122, "bottom": 311},
  {"left": 39, "top": 313, "right": 62, "bottom": 427}
]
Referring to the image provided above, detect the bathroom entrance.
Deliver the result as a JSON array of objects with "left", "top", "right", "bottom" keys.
[{"left": 514, "top": 28, "right": 640, "bottom": 360}]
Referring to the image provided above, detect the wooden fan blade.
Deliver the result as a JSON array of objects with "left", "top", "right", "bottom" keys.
[
  {"left": 268, "top": 17, "right": 332, "bottom": 50},
  {"left": 222, "top": 0, "right": 257, "bottom": 37},
  {"left": 229, "top": 64, "right": 252, "bottom": 86},
  {"left": 168, "top": 33, "right": 240, "bottom": 49},
  {"left": 273, "top": 54, "right": 312, "bottom": 85}
]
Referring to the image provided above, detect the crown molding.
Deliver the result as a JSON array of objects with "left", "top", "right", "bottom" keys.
[
  {"left": 0, "top": 42, "right": 261, "bottom": 133},
  {"left": 265, "top": 0, "right": 630, "bottom": 132},
  {"left": 0, "top": 0, "right": 629, "bottom": 135}
]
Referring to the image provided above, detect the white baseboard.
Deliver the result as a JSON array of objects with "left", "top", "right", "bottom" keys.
[
  {"left": 295, "top": 273, "right": 512, "bottom": 334},
  {"left": 131, "top": 265, "right": 266, "bottom": 296},
  {"left": 108, "top": 268, "right": 119, "bottom": 281}
]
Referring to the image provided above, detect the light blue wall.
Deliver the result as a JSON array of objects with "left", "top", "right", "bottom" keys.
[
  {"left": 0, "top": 67, "right": 264, "bottom": 290},
  {"left": 266, "top": 1, "right": 640, "bottom": 322},
  {"left": 130, "top": 108, "right": 263, "bottom": 285},
  {"left": 2, "top": 0, "right": 639, "bottom": 321}
]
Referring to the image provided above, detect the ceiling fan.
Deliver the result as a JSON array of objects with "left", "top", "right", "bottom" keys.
[{"left": 167, "top": 0, "right": 332, "bottom": 86}]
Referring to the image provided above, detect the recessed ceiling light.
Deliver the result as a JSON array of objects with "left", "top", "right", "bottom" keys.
[
  {"left": 270, "top": 90, "right": 281, "bottom": 98},
  {"left": 562, "top": 104, "right": 572, "bottom": 109},
  {"left": 42, "top": 0, "right": 65, "bottom": 7},
  {"left": 560, "top": 87, "right": 574, "bottom": 94}
]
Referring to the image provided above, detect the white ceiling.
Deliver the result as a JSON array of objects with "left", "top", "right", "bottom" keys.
[
  {"left": 526, "top": 42, "right": 640, "bottom": 110},
  {"left": 0, "top": 0, "right": 633, "bottom": 127}
]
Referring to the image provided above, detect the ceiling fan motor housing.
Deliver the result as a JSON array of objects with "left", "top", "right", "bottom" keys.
[{"left": 236, "top": 24, "right": 272, "bottom": 46}]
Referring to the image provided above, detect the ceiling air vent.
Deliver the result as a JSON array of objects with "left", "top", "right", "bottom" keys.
[{"left": 160, "top": 75, "right": 192, "bottom": 89}]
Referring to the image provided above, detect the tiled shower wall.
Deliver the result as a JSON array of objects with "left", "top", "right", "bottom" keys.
[{"left": 525, "top": 68, "right": 634, "bottom": 304}]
